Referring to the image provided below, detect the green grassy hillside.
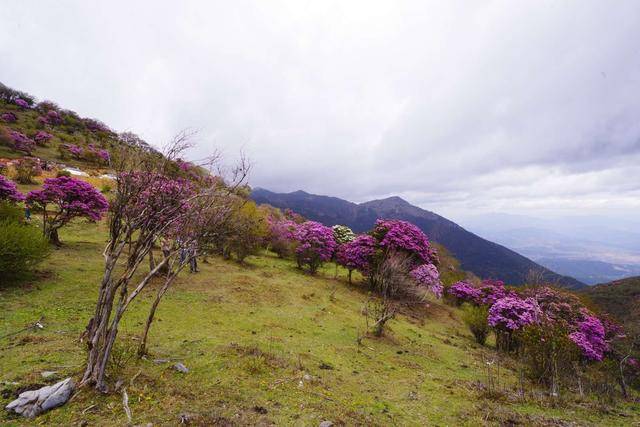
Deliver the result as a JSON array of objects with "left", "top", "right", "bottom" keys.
[
  {"left": 582, "top": 277, "right": 640, "bottom": 330},
  {"left": 1, "top": 222, "right": 637, "bottom": 426}
]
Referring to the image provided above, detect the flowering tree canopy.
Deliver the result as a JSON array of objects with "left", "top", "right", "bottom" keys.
[
  {"left": 294, "top": 221, "right": 337, "bottom": 274},
  {"left": 371, "top": 219, "right": 437, "bottom": 266},
  {"left": 488, "top": 296, "right": 541, "bottom": 331},
  {"left": 476, "top": 279, "right": 508, "bottom": 305},
  {"left": 410, "top": 263, "right": 443, "bottom": 298},
  {"left": 336, "top": 234, "right": 377, "bottom": 276},
  {"left": 569, "top": 315, "right": 608, "bottom": 361},
  {"left": 1, "top": 112, "right": 18, "bottom": 123},
  {"left": 0, "top": 175, "right": 25, "bottom": 203},
  {"left": 33, "top": 130, "right": 53, "bottom": 145},
  {"left": 9, "top": 130, "right": 36, "bottom": 154},
  {"left": 267, "top": 217, "right": 299, "bottom": 258},
  {"left": 27, "top": 176, "right": 108, "bottom": 244},
  {"left": 14, "top": 98, "right": 29, "bottom": 109},
  {"left": 448, "top": 281, "right": 481, "bottom": 304}
]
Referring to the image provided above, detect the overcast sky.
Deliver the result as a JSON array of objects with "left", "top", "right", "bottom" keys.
[{"left": 2, "top": 0, "right": 640, "bottom": 221}]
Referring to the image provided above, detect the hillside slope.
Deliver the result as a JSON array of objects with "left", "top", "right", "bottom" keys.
[
  {"left": 582, "top": 276, "right": 640, "bottom": 328},
  {"left": 1, "top": 222, "right": 635, "bottom": 425},
  {"left": 251, "top": 189, "right": 586, "bottom": 289}
]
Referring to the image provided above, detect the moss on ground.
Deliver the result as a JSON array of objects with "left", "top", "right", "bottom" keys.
[{"left": 1, "top": 222, "right": 638, "bottom": 426}]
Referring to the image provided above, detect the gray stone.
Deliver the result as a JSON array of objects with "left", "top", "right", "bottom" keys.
[
  {"left": 173, "top": 363, "right": 189, "bottom": 373},
  {"left": 319, "top": 421, "right": 334, "bottom": 427},
  {"left": 5, "top": 377, "right": 75, "bottom": 418}
]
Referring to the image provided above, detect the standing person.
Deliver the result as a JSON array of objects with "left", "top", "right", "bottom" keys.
[
  {"left": 189, "top": 242, "right": 199, "bottom": 273},
  {"left": 24, "top": 202, "right": 31, "bottom": 221}
]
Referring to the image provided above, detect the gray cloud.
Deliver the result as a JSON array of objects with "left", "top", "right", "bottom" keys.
[{"left": 2, "top": 0, "right": 640, "bottom": 221}]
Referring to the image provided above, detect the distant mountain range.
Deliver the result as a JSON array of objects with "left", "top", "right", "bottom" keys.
[
  {"left": 251, "top": 188, "right": 586, "bottom": 289},
  {"left": 458, "top": 213, "right": 640, "bottom": 285}
]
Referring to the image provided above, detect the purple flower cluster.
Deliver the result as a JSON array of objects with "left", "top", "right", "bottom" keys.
[
  {"left": 10, "top": 130, "right": 36, "bottom": 154},
  {"left": 64, "top": 144, "right": 84, "bottom": 158},
  {"left": 1, "top": 112, "right": 18, "bottom": 123},
  {"left": 33, "top": 130, "right": 53, "bottom": 145},
  {"left": 476, "top": 279, "right": 508, "bottom": 305},
  {"left": 410, "top": 263, "right": 443, "bottom": 298},
  {"left": 27, "top": 176, "right": 109, "bottom": 222},
  {"left": 83, "top": 118, "right": 110, "bottom": 133},
  {"left": 267, "top": 217, "right": 299, "bottom": 257},
  {"left": 0, "top": 175, "right": 26, "bottom": 203},
  {"left": 372, "top": 219, "right": 438, "bottom": 265},
  {"left": 14, "top": 98, "right": 29, "bottom": 109},
  {"left": 336, "top": 234, "right": 377, "bottom": 274},
  {"left": 488, "top": 296, "right": 541, "bottom": 331},
  {"left": 294, "top": 221, "right": 337, "bottom": 273},
  {"left": 568, "top": 315, "right": 608, "bottom": 361},
  {"left": 38, "top": 110, "right": 63, "bottom": 126},
  {"left": 448, "top": 280, "right": 481, "bottom": 303}
]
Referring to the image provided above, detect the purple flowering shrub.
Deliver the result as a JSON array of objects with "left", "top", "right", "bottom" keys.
[
  {"left": 1, "top": 112, "right": 18, "bottom": 123},
  {"left": 447, "top": 280, "right": 481, "bottom": 305},
  {"left": 33, "top": 131, "right": 53, "bottom": 145},
  {"left": 336, "top": 234, "right": 377, "bottom": 282},
  {"left": 371, "top": 219, "right": 438, "bottom": 266},
  {"left": 488, "top": 296, "right": 541, "bottom": 331},
  {"left": 568, "top": 315, "right": 608, "bottom": 361},
  {"left": 14, "top": 158, "right": 42, "bottom": 184},
  {"left": 9, "top": 131, "right": 36, "bottom": 155},
  {"left": 0, "top": 175, "right": 25, "bottom": 203},
  {"left": 14, "top": 98, "right": 29, "bottom": 109},
  {"left": 410, "top": 263, "right": 443, "bottom": 298},
  {"left": 27, "top": 176, "right": 108, "bottom": 245},
  {"left": 267, "top": 217, "right": 299, "bottom": 258},
  {"left": 83, "top": 118, "right": 111, "bottom": 133},
  {"left": 294, "top": 221, "right": 336, "bottom": 274}
]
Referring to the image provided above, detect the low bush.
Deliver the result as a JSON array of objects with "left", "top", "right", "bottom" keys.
[
  {"left": 0, "top": 219, "right": 50, "bottom": 283},
  {"left": 462, "top": 304, "right": 490, "bottom": 345}
]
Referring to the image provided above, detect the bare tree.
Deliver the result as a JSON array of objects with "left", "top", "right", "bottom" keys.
[{"left": 81, "top": 134, "right": 249, "bottom": 391}]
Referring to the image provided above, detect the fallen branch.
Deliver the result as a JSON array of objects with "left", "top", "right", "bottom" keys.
[{"left": 0, "top": 317, "right": 44, "bottom": 340}]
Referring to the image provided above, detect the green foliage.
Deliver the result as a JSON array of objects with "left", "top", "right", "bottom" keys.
[
  {"left": 0, "top": 201, "right": 23, "bottom": 223},
  {"left": 223, "top": 201, "right": 268, "bottom": 263},
  {"left": 461, "top": 304, "right": 490, "bottom": 345},
  {"left": 14, "top": 158, "right": 41, "bottom": 184},
  {"left": 0, "top": 219, "right": 50, "bottom": 283}
]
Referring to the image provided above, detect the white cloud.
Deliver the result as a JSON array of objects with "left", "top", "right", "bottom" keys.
[{"left": 2, "top": 0, "right": 640, "bottom": 219}]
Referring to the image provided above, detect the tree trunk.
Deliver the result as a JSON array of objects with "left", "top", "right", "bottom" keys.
[
  {"left": 149, "top": 247, "right": 156, "bottom": 272},
  {"left": 47, "top": 228, "right": 61, "bottom": 246},
  {"left": 138, "top": 276, "right": 173, "bottom": 357}
]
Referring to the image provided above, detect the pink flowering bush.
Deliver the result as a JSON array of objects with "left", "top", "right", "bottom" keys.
[
  {"left": 294, "top": 221, "right": 337, "bottom": 274},
  {"left": 447, "top": 280, "right": 481, "bottom": 304},
  {"left": 488, "top": 296, "right": 541, "bottom": 331},
  {"left": 45, "top": 110, "right": 63, "bottom": 125},
  {"left": 27, "top": 176, "right": 108, "bottom": 245},
  {"left": 410, "top": 263, "right": 443, "bottom": 298},
  {"left": 14, "top": 98, "right": 29, "bottom": 109},
  {"left": 33, "top": 130, "right": 53, "bottom": 145},
  {"left": 476, "top": 279, "right": 508, "bottom": 305},
  {"left": 1, "top": 112, "right": 18, "bottom": 123},
  {"left": 9, "top": 131, "right": 36, "bottom": 154},
  {"left": 371, "top": 219, "right": 438, "bottom": 266},
  {"left": 267, "top": 217, "right": 299, "bottom": 258},
  {"left": 568, "top": 315, "right": 608, "bottom": 361},
  {"left": 0, "top": 175, "right": 25, "bottom": 203},
  {"left": 336, "top": 234, "right": 377, "bottom": 281},
  {"left": 83, "top": 118, "right": 110, "bottom": 133}
]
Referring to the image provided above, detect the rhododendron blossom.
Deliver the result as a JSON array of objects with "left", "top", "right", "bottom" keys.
[
  {"left": 476, "top": 279, "right": 508, "bottom": 305},
  {"left": 372, "top": 219, "right": 437, "bottom": 265},
  {"left": 27, "top": 176, "right": 109, "bottom": 244},
  {"left": 448, "top": 280, "right": 481, "bottom": 303},
  {"left": 410, "top": 263, "right": 443, "bottom": 298},
  {"left": 267, "top": 217, "right": 299, "bottom": 257},
  {"left": 0, "top": 175, "right": 25, "bottom": 203},
  {"left": 10, "top": 130, "right": 36, "bottom": 154},
  {"left": 14, "top": 98, "right": 29, "bottom": 109},
  {"left": 569, "top": 315, "right": 608, "bottom": 361},
  {"left": 33, "top": 130, "right": 53, "bottom": 145},
  {"left": 294, "top": 221, "right": 336, "bottom": 273},
  {"left": 488, "top": 296, "right": 541, "bottom": 331},
  {"left": 336, "top": 234, "right": 377, "bottom": 275},
  {"left": 1, "top": 112, "right": 18, "bottom": 123}
]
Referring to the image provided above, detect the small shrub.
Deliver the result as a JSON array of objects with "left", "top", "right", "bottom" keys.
[
  {"left": 462, "top": 304, "right": 490, "bottom": 345},
  {"left": 56, "top": 169, "right": 71, "bottom": 178},
  {"left": 0, "top": 220, "right": 50, "bottom": 282},
  {"left": 14, "top": 158, "right": 42, "bottom": 184}
]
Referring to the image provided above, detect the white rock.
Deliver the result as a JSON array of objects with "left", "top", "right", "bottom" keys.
[{"left": 5, "top": 377, "right": 75, "bottom": 418}]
